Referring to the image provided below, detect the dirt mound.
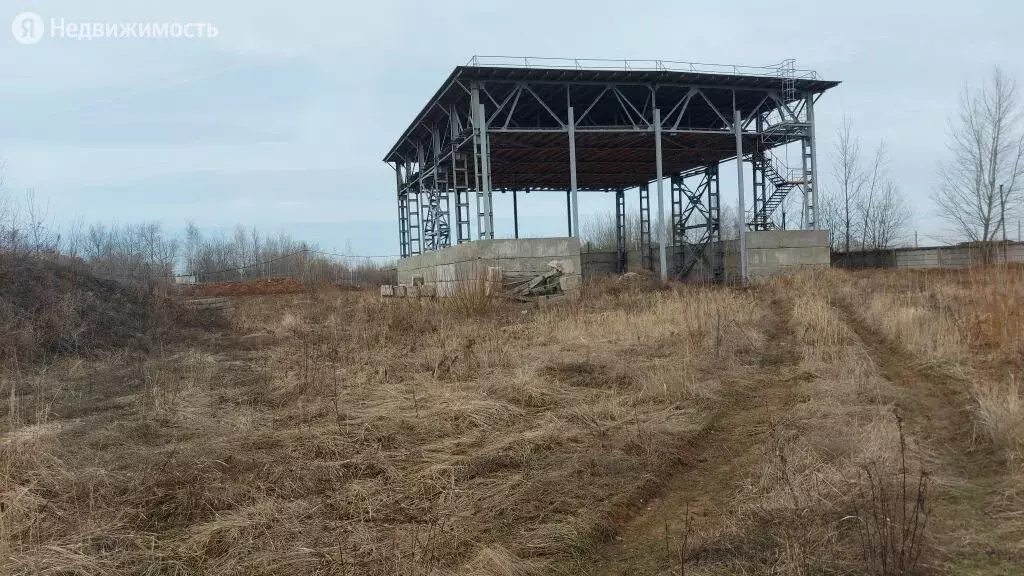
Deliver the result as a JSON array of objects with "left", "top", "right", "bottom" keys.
[
  {"left": 0, "top": 255, "right": 182, "bottom": 363},
  {"left": 183, "top": 277, "right": 304, "bottom": 297}
]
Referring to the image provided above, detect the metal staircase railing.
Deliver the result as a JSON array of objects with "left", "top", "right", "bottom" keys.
[{"left": 750, "top": 151, "right": 802, "bottom": 230}]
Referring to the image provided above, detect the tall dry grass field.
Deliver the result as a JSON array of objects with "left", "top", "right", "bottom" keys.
[{"left": 2, "top": 267, "right": 1022, "bottom": 575}]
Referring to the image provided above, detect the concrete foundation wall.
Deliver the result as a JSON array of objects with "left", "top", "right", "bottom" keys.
[
  {"left": 581, "top": 251, "right": 619, "bottom": 279},
  {"left": 581, "top": 230, "right": 830, "bottom": 281},
  {"left": 397, "top": 237, "right": 582, "bottom": 297},
  {"left": 743, "top": 230, "right": 831, "bottom": 279}
]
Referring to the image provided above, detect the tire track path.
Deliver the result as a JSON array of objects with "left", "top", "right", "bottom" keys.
[
  {"left": 579, "top": 285, "right": 803, "bottom": 575},
  {"left": 832, "top": 297, "right": 1023, "bottom": 572}
]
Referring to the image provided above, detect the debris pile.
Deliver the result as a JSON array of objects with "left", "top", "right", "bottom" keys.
[
  {"left": 381, "top": 261, "right": 580, "bottom": 303},
  {"left": 500, "top": 260, "right": 578, "bottom": 302}
]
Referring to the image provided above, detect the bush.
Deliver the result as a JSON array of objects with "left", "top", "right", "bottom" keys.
[{"left": 0, "top": 253, "right": 185, "bottom": 365}]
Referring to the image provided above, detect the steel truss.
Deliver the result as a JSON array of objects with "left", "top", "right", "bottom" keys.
[
  {"left": 615, "top": 189, "right": 627, "bottom": 274},
  {"left": 386, "top": 61, "right": 836, "bottom": 272},
  {"left": 670, "top": 164, "right": 721, "bottom": 278}
]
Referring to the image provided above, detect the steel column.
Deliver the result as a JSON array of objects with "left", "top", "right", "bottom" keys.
[
  {"left": 615, "top": 189, "right": 627, "bottom": 274},
  {"left": 568, "top": 106, "right": 579, "bottom": 238},
  {"left": 654, "top": 108, "right": 667, "bottom": 282},
  {"left": 565, "top": 191, "right": 572, "bottom": 236},
  {"left": 734, "top": 109, "right": 748, "bottom": 282},
  {"left": 803, "top": 92, "right": 818, "bottom": 229},
  {"left": 513, "top": 189, "right": 519, "bottom": 239},
  {"left": 451, "top": 106, "right": 470, "bottom": 244},
  {"left": 475, "top": 101, "right": 494, "bottom": 239}
]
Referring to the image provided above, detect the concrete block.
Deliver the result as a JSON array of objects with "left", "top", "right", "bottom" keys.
[
  {"left": 558, "top": 274, "right": 581, "bottom": 293},
  {"left": 380, "top": 285, "right": 395, "bottom": 298},
  {"left": 484, "top": 266, "right": 503, "bottom": 296},
  {"left": 747, "top": 246, "right": 830, "bottom": 267},
  {"left": 396, "top": 237, "right": 582, "bottom": 298},
  {"left": 746, "top": 230, "right": 830, "bottom": 250}
]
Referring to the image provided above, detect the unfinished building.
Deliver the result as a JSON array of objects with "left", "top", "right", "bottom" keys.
[{"left": 383, "top": 56, "right": 839, "bottom": 288}]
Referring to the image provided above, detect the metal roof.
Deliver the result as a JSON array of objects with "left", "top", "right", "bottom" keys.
[{"left": 384, "top": 58, "right": 840, "bottom": 190}]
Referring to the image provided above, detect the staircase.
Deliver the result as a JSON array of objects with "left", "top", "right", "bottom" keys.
[
  {"left": 748, "top": 60, "right": 809, "bottom": 231},
  {"left": 750, "top": 153, "right": 803, "bottom": 230}
]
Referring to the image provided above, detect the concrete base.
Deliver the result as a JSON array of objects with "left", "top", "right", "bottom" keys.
[
  {"left": 726, "top": 230, "right": 831, "bottom": 280},
  {"left": 580, "top": 230, "right": 831, "bottom": 281},
  {"left": 396, "top": 238, "right": 583, "bottom": 297}
]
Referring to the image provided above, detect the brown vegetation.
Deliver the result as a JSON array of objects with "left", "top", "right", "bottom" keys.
[
  {"left": 0, "top": 255, "right": 188, "bottom": 365},
  {"left": 182, "top": 277, "right": 307, "bottom": 297},
  {"left": 2, "top": 265, "right": 1022, "bottom": 575}
]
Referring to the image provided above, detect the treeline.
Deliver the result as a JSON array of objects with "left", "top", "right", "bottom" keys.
[{"left": 0, "top": 193, "right": 394, "bottom": 286}]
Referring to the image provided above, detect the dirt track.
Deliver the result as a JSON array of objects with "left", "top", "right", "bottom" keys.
[
  {"left": 582, "top": 284, "right": 803, "bottom": 575},
  {"left": 583, "top": 283, "right": 1024, "bottom": 575},
  {"left": 833, "top": 298, "right": 1024, "bottom": 573}
]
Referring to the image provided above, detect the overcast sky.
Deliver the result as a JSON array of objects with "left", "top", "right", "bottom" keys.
[{"left": 2, "top": 0, "right": 1022, "bottom": 254}]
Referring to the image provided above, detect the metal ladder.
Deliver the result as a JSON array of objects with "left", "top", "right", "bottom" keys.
[
  {"left": 452, "top": 152, "right": 472, "bottom": 243},
  {"left": 398, "top": 192, "right": 410, "bottom": 258},
  {"left": 800, "top": 136, "right": 815, "bottom": 229},
  {"left": 407, "top": 191, "right": 422, "bottom": 255},
  {"left": 639, "top": 184, "right": 652, "bottom": 271},
  {"left": 779, "top": 59, "right": 797, "bottom": 106}
]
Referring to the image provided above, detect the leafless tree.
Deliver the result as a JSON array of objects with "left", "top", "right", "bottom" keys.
[
  {"left": 864, "top": 181, "right": 911, "bottom": 249},
  {"left": 934, "top": 67, "right": 1024, "bottom": 242},
  {"left": 817, "top": 192, "right": 843, "bottom": 251},
  {"left": 822, "top": 121, "right": 910, "bottom": 251},
  {"left": 856, "top": 143, "right": 911, "bottom": 249},
  {"left": 831, "top": 116, "right": 864, "bottom": 251},
  {"left": 719, "top": 204, "right": 743, "bottom": 241},
  {"left": 65, "top": 218, "right": 85, "bottom": 259}
]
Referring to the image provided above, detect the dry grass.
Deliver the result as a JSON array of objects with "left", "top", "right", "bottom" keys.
[
  {"left": 1, "top": 280, "right": 766, "bottom": 575},
  {"left": 970, "top": 375, "right": 1024, "bottom": 462},
  {"left": 829, "top": 267, "right": 1024, "bottom": 463},
  {"left": 3, "top": 267, "right": 1023, "bottom": 575}
]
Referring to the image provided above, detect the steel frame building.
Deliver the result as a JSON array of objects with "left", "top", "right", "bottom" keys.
[{"left": 384, "top": 56, "right": 839, "bottom": 280}]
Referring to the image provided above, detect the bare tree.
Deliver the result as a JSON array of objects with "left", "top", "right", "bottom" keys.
[
  {"left": 823, "top": 122, "right": 910, "bottom": 251},
  {"left": 856, "top": 142, "right": 911, "bottom": 249},
  {"left": 580, "top": 211, "right": 643, "bottom": 252},
  {"left": 865, "top": 181, "right": 911, "bottom": 249},
  {"left": 831, "top": 116, "right": 864, "bottom": 251},
  {"left": 934, "top": 67, "right": 1024, "bottom": 242},
  {"left": 719, "top": 204, "right": 743, "bottom": 241}
]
